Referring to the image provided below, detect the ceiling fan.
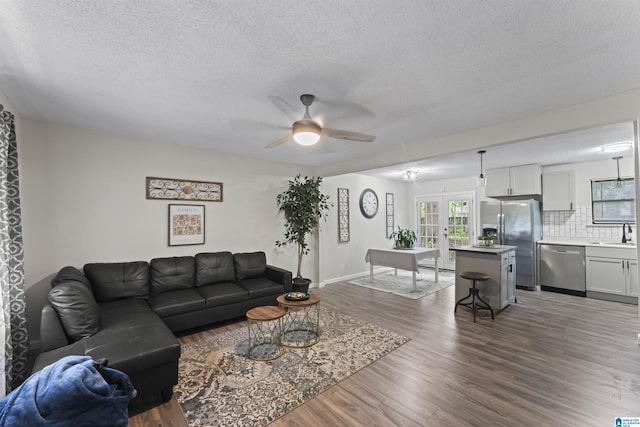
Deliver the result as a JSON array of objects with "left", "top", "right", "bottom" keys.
[{"left": 265, "top": 94, "right": 376, "bottom": 149}]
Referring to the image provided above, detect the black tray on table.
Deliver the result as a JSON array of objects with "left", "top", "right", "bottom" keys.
[{"left": 284, "top": 292, "right": 310, "bottom": 301}]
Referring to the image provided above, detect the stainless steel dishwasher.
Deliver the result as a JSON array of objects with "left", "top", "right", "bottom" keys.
[{"left": 539, "top": 244, "right": 586, "bottom": 296}]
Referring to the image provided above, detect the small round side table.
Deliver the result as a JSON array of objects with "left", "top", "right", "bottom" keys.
[
  {"left": 276, "top": 294, "right": 321, "bottom": 348},
  {"left": 246, "top": 305, "right": 286, "bottom": 361}
]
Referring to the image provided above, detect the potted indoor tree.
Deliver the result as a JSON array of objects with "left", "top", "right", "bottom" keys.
[
  {"left": 276, "top": 175, "right": 331, "bottom": 293},
  {"left": 390, "top": 226, "right": 417, "bottom": 249}
]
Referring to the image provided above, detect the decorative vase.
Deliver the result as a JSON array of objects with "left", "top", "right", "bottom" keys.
[
  {"left": 483, "top": 239, "right": 494, "bottom": 247},
  {"left": 292, "top": 277, "right": 311, "bottom": 294}
]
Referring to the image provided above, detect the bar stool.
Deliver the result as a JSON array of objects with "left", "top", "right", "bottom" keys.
[{"left": 454, "top": 271, "right": 494, "bottom": 323}]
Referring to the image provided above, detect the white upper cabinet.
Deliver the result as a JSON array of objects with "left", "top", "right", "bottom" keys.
[
  {"left": 542, "top": 170, "right": 575, "bottom": 211},
  {"left": 485, "top": 164, "right": 542, "bottom": 197}
]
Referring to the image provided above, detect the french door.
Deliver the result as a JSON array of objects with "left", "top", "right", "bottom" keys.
[{"left": 416, "top": 193, "right": 474, "bottom": 270}]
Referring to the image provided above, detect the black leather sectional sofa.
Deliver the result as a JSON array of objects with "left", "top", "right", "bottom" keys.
[{"left": 31, "top": 251, "right": 292, "bottom": 406}]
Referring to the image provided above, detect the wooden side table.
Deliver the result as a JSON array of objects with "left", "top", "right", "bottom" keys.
[
  {"left": 246, "top": 306, "right": 286, "bottom": 361},
  {"left": 276, "top": 294, "right": 320, "bottom": 348}
]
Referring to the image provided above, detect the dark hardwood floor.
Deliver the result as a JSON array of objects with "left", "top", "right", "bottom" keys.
[{"left": 129, "top": 280, "right": 640, "bottom": 426}]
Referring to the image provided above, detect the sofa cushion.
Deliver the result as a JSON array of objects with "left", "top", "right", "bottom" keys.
[
  {"left": 237, "top": 277, "right": 285, "bottom": 299},
  {"left": 196, "top": 282, "right": 248, "bottom": 308},
  {"left": 233, "top": 252, "right": 267, "bottom": 281},
  {"left": 51, "top": 266, "right": 92, "bottom": 290},
  {"left": 84, "top": 311, "right": 180, "bottom": 375},
  {"left": 84, "top": 262, "right": 149, "bottom": 302},
  {"left": 48, "top": 282, "right": 100, "bottom": 341},
  {"left": 147, "top": 289, "right": 206, "bottom": 318},
  {"left": 99, "top": 298, "right": 153, "bottom": 321},
  {"left": 195, "top": 252, "right": 235, "bottom": 286},
  {"left": 149, "top": 256, "right": 195, "bottom": 295}
]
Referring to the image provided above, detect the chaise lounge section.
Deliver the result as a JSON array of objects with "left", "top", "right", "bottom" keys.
[{"left": 32, "top": 251, "right": 292, "bottom": 407}]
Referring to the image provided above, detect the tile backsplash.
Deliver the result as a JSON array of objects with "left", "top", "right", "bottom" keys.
[{"left": 543, "top": 204, "right": 630, "bottom": 241}]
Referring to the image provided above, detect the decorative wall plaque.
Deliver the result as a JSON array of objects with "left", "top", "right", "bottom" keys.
[
  {"left": 338, "top": 188, "right": 350, "bottom": 243},
  {"left": 147, "top": 177, "right": 223, "bottom": 202},
  {"left": 386, "top": 193, "right": 394, "bottom": 238}
]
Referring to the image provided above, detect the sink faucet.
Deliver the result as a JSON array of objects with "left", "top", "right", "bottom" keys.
[{"left": 622, "top": 223, "right": 632, "bottom": 243}]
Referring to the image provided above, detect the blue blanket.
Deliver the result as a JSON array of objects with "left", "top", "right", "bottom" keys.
[{"left": 0, "top": 355, "right": 136, "bottom": 427}]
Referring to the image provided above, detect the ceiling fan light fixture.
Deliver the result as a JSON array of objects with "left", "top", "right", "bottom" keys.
[
  {"left": 402, "top": 170, "right": 418, "bottom": 181},
  {"left": 292, "top": 120, "right": 321, "bottom": 146},
  {"left": 602, "top": 142, "right": 633, "bottom": 153}
]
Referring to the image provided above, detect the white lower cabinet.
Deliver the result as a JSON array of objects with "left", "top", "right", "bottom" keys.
[
  {"left": 585, "top": 246, "right": 637, "bottom": 303},
  {"left": 586, "top": 256, "right": 627, "bottom": 295},
  {"left": 628, "top": 259, "right": 638, "bottom": 297}
]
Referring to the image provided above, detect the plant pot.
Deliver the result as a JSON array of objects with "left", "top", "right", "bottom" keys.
[
  {"left": 292, "top": 277, "right": 311, "bottom": 294},
  {"left": 394, "top": 240, "right": 413, "bottom": 249},
  {"left": 482, "top": 239, "right": 494, "bottom": 247}
]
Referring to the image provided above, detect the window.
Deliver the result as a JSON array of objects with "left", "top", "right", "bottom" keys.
[{"left": 591, "top": 178, "right": 635, "bottom": 224}]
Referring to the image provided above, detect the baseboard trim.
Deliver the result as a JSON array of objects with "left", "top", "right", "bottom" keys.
[{"left": 319, "top": 267, "right": 395, "bottom": 288}]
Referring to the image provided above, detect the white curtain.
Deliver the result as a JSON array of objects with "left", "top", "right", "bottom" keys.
[{"left": 0, "top": 104, "right": 28, "bottom": 395}]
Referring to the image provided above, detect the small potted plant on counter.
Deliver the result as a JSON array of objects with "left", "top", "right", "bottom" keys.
[
  {"left": 479, "top": 232, "right": 495, "bottom": 247},
  {"left": 390, "top": 226, "right": 417, "bottom": 249}
]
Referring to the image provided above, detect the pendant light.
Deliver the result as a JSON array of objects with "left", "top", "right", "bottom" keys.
[
  {"left": 613, "top": 156, "right": 623, "bottom": 187},
  {"left": 476, "top": 150, "right": 487, "bottom": 187}
]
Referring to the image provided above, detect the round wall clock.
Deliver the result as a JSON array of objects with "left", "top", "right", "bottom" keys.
[{"left": 359, "top": 188, "right": 378, "bottom": 218}]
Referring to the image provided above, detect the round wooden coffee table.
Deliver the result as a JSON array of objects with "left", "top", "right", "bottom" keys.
[
  {"left": 276, "top": 294, "right": 320, "bottom": 348},
  {"left": 246, "top": 305, "right": 286, "bottom": 361}
]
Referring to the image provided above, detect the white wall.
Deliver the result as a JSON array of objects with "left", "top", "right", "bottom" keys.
[
  {"left": 20, "top": 119, "right": 313, "bottom": 283},
  {"left": 0, "top": 91, "right": 19, "bottom": 124},
  {"left": 319, "top": 174, "right": 408, "bottom": 285},
  {"left": 18, "top": 119, "right": 313, "bottom": 348}
]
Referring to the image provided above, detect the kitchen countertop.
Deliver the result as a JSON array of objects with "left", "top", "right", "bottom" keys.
[
  {"left": 452, "top": 245, "right": 517, "bottom": 254},
  {"left": 538, "top": 239, "right": 636, "bottom": 249}
]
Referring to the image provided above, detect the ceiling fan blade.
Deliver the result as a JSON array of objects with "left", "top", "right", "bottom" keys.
[
  {"left": 265, "top": 134, "right": 291, "bottom": 149},
  {"left": 230, "top": 117, "right": 288, "bottom": 132},
  {"left": 322, "top": 127, "right": 376, "bottom": 142},
  {"left": 314, "top": 97, "right": 376, "bottom": 122},
  {"left": 268, "top": 95, "right": 298, "bottom": 121}
]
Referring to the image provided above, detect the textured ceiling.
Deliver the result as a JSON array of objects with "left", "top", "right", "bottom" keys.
[{"left": 1, "top": 1, "right": 640, "bottom": 175}]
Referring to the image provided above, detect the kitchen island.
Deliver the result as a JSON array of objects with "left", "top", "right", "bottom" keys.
[{"left": 452, "top": 245, "right": 517, "bottom": 315}]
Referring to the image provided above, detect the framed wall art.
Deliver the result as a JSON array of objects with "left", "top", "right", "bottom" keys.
[
  {"left": 386, "top": 192, "right": 394, "bottom": 238},
  {"left": 338, "top": 188, "right": 350, "bottom": 243},
  {"left": 168, "top": 204, "right": 205, "bottom": 246},
  {"left": 147, "top": 177, "right": 223, "bottom": 202}
]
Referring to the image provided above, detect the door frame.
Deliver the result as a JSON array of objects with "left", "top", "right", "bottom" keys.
[{"left": 415, "top": 192, "right": 476, "bottom": 270}]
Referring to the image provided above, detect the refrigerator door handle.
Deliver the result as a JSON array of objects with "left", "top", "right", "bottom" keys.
[{"left": 497, "top": 213, "right": 505, "bottom": 245}]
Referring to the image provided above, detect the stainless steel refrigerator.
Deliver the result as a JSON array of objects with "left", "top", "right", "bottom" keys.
[{"left": 480, "top": 199, "right": 542, "bottom": 290}]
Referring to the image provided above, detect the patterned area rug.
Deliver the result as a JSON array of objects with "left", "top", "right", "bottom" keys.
[
  {"left": 175, "top": 310, "right": 409, "bottom": 426},
  {"left": 348, "top": 268, "right": 455, "bottom": 299}
]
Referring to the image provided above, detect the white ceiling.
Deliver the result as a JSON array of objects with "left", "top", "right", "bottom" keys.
[
  {"left": 1, "top": 1, "right": 640, "bottom": 176},
  {"left": 361, "top": 121, "right": 636, "bottom": 182}
]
